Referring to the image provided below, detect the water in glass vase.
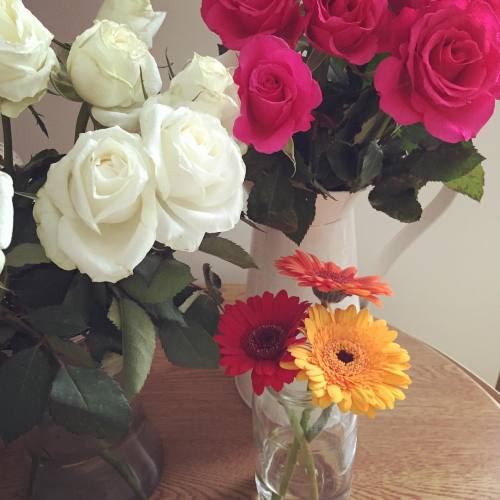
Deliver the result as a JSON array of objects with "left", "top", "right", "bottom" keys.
[{"left": 253, "top": 384, "right": 357, "bottom": 500}]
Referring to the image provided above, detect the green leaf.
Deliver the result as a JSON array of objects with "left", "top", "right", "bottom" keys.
[
  {"left": 336, "top": 87, "right": 380, "bottom": 143},
  {"left": 6, "top": 243, "right": 50, "bottom": 268},
  {"left": 355, "top": 141, "right": 383, "bottom": 190},
  {"left": 199, "top": 235, "right": 257, "bottom": 269},
  {"left": 202, "top": 264, "right": 224, "bottom": 306},
  {"left": 63, "top": 274, "right": 94, "bottom": 324},
  {"left": 10, "top": 265, "right": 75, "bottom": 308},
  {"left": 326, "top": 141, "right": 358, "bottom": 184},
  {"left": 133, "top": 254, "right": 162, "bottom": 285},
  {"left": 144, "top": 300, "right": 186, "bottom": 327},
  {"left": 369, "top": 185, "right": 422, "bottom": 223},
  {"left": 108, "top": 298, "right": 121, "bottom": 330},
  {"left": 47, "top": 336, "right": 96, "bottom": 368},
  {"left": 445, "top": 164, "right": 485, "bottom": 202},
  {"left": 120, "top": 258, "right": 194, "bottom": 305},
  {"left": 49, "top": 366, "right": 131, "bottom": 441},
  {"left": 398, "top": 124, "right": 441, "bottom": 152},
  {"left": 283, "top": 139, "right": 297, "bottom": 174},
  {"left": 408, "top": 141, "right": 484, "bottom": 183},
  {"left": 0, "top": 347, "right": 52, "bottom": 444},
  {"left": 27, "top": 305, "right": 88, "bottom": 338},
  {"left": 328, "top": 57, "right": 349, "bottom": 86},
  {"left": 119, "top": 299, "right": 156, "bottom": 399},
  {"left": 159, "top": 319, "right": 219, "bottom": 369},
  {"left": 243, "top": 148, "right": 293, "bottom": 184},
  {"left": 286, "top": 189, "right": 317, "bottom": 246},
  {"left": 184, "top": 295, "right": 220, "bottom": 336},
  {"left": 87, "top": 309, "right": 122, "bottom": 362},
  {"left": 247, "top": 165, "right": 298, "bottom": 234}
]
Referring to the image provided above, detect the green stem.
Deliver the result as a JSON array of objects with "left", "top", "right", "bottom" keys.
[
  {"left": 306, "top": 406, "right": 333, "bottom": 442},
  {"left": 74, "top": 102, "right": 91, "bottom": 143},
  {"left": 307, "top": 48, "right": 329, "bottom": 73},
  {"left": 374, "top": 114, "right": 392, "bottom": 142},
  {"left": 301, "top": 437, "right": 320, "bottom": 500},
  {"left": 99, "top": 448, "right": 148, "bottom": 500},
  {"left": 273, "top": 404, "right": 335, "bottom": 499},
  {"left": 274, "top": 407, "right": 319, "bottom": 500},
  {"left": 271, "top": 408, "right": 311, "bottom": 500},
  {"left": 1, "top": 115, "right": 14, "bottom": 177}
]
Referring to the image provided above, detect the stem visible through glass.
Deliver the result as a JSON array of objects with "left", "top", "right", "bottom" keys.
[{"left": 273, "top": 405, "right": 324, "bottom": 500}]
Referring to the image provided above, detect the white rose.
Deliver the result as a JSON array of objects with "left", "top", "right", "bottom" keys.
[
  {"left": 96, "top": 0, "right": 166, "bottom": 49},
  {"left": 140, "top": 102, "right": 245, "bottom": 252},
  {"left": 0, "top": 172, "right": 14, "bottom": 275},
  {"left": 0, "top": 0, "right": 58, "bottom": 118},
  {"left": 67, "top": 20, "right": 162, "bottom": 132},
  {"left": 165, "top": 53, "right": 240, "bottom": 137},
  {"left": 33, "top": 127, "right": 157, "bottom": 283}
]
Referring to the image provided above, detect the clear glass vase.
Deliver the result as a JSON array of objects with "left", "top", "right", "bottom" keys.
[
  {"left": 23, "top": 399, "right": 163, "bottom": 500},
  {"left": 253, "top": 384, "right": 357, "bottom": 500}
]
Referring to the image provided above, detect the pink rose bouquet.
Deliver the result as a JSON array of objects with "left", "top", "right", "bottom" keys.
[{"left": 201, "top": 0, "right": 498, "bottom": 236}]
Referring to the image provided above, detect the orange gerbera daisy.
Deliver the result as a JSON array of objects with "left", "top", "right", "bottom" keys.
[
  {"left": 276, "top": 250, "right": 392, "bottom": 306},
  {"left": 282, "top": 305, "right": 411, "bottom": 418}
]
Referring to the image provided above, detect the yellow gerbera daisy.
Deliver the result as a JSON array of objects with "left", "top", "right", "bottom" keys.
[{"left": 282, "top": 304, "right": 411, "bottom": 418}]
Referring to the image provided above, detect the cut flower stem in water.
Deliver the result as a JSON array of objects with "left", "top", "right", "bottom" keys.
[{"left": 271, "top": 403, "right": 334, "bottom": 500}]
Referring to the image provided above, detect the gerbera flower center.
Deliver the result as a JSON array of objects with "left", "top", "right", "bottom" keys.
[
  {"left": 336, "top": 349, "right": 354, "bottom": 364},
  {"left": 318, "top": 339, "right": 366, "bottom": 378},
  {"left": 244, "top": 324, "right": 286, "bottom": 360}
]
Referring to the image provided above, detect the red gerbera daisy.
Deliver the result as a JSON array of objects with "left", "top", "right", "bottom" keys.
[
  {"left": 215, "top": 290, "right": 309, "bottom": 395},
  {"left": 276, "top": 250, "right": 393, "bottom": 306}
]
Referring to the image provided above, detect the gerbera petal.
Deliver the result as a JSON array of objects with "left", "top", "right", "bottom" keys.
[
  {"left": 280, "top": 361, "right": 299, "bottom": 370},
  {"left": 309, "top": 378, "right": 327, "bottom": 388},
  {"left": 289, "top": 346, "right": 311, "bottom": 360},
  {"left": 327, "top": 384, "right": 343, "bottom": 403},
  {"left": 338, "top": 391, "right": 352, "bottom": 412}
]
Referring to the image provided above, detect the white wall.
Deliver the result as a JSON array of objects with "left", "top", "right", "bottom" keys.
[{"left": 16, "top": 1, "right": 499, "bottom": 385}]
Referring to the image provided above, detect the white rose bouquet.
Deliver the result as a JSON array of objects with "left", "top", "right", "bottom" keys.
[{"left": 0, "top": 1, "right": 253, "bottom": 495}]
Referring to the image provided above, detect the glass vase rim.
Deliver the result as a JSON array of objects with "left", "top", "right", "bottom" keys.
[{"left": 266, "top": 386, "right": 314, "bottom": 407}]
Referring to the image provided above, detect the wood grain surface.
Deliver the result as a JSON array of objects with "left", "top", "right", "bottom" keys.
[{"left": 1, "top": 285, "right": 499, "bottom": 500}]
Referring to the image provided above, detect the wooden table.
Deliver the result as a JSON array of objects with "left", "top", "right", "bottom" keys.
[{"left": 1, "top": 285, "right": 499, "bottom": 499}]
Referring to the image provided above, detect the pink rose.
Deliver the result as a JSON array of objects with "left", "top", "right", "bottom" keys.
[
  {"left": 303, "top": 0, "right": 389, "bottom": 65},
  {"left": 375, "top": 1, "right": 500, "bottom": 143},
  {"left": 200, "top": 0, "right": 304, "bottom": 51},
  {"left": 233, "top": 35, "right": 322, "bottom": 154}
]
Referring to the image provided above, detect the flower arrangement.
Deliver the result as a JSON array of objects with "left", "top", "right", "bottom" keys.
[
  {"left": 201, "top": 0, "right": 498, "bottom": 242},
  {"left": 0, "top": 1, "right": 258, "bottom": 490},
  {"left": 0, "top": 0, "right": 496, "bottom": 496},
  {"left": 216, "top": 252, "right": 410, "bottom": 498}
]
